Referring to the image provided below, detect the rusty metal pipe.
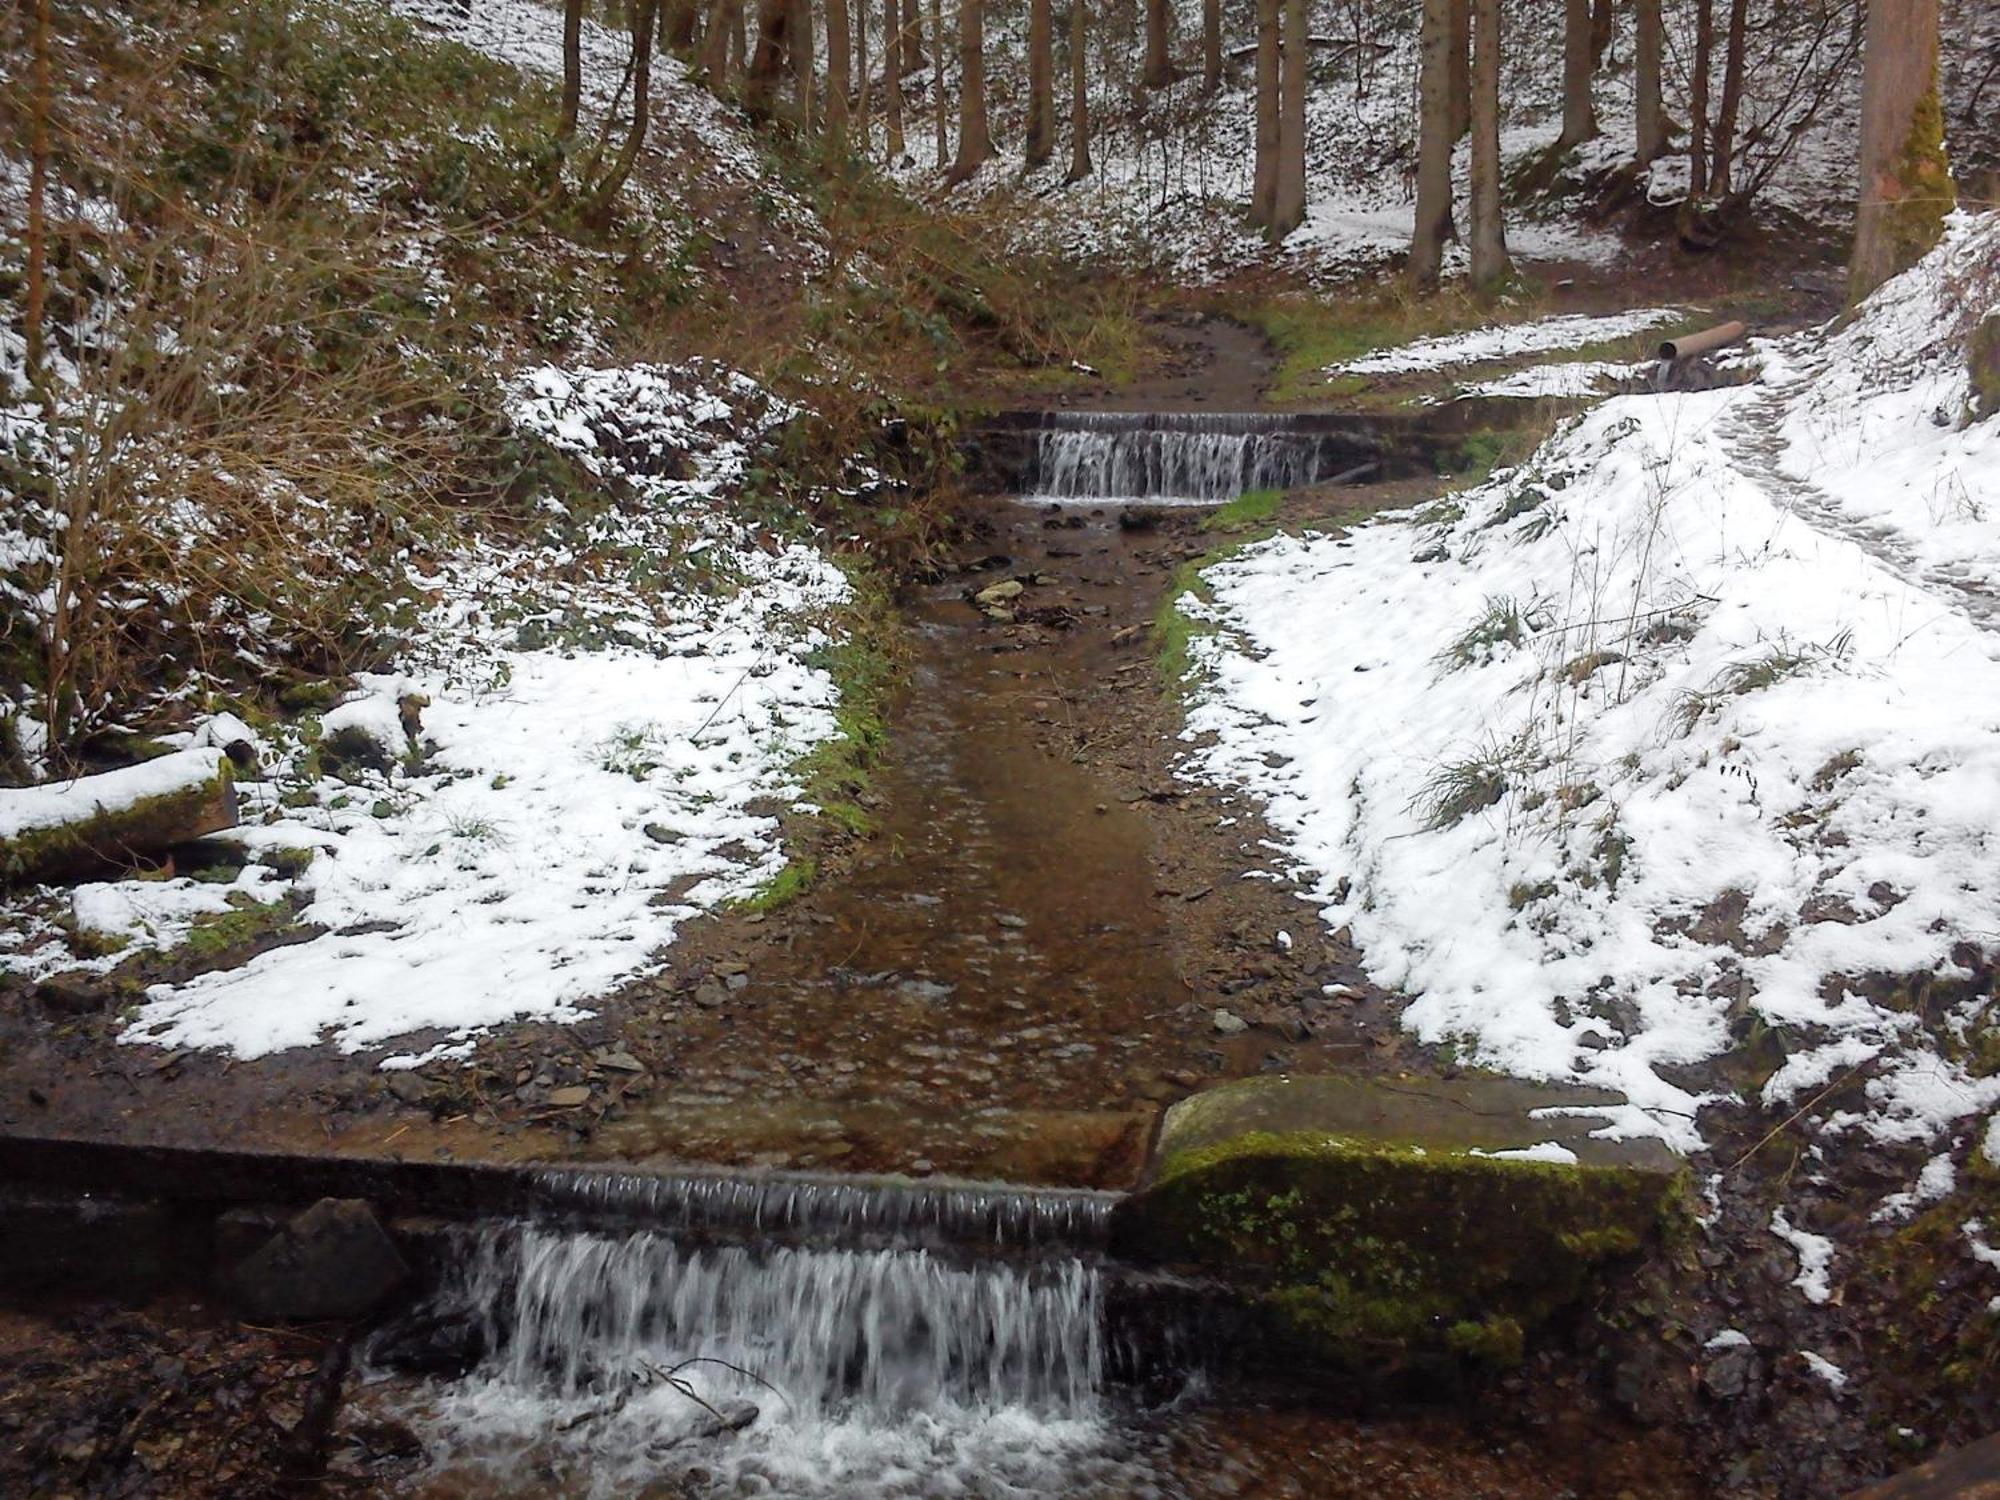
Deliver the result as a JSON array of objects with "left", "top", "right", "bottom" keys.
[{"left": 1659, "top": 320, "right": 1746, "bottom": 362}]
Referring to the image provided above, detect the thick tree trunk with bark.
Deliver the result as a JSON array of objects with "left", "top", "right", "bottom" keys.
[
  {"left": 1026, "top": 0, "right": 1055, "bottom": 166},
  {"left": 747, "top": 0, "right": 793, "bottom": 116},
  {"left": 945, "top": 0, "right": 992, "bottom": 182},
  {"left": 826, "top": 0, "right": 851, "bottom": 144},
  {"left": 1468, "top": 0, "right": 1510, "bottom": 289},
  {"left": 1409, "top": 0, "right": 1455, "bottom": 291},
  {"left": 1559, "top": 0, "right": 1597, "bottom": 148},
  {"left": 1067, "top": 0, "right": 1094, "bottom": 181},
  {"left": 1849, "top": 0, "right": 1950, "bottom": 299},
  {"left": 1143, "top": 0, "right": 1173, "bottom": 89},
  {"left": 1201, "top": 0, "right": 1222, "bottom": 93},
  {"left": 1447, "top": 0, "right": 1470, "bottom": 139},
  {"left": 1634, "top": 0, "right": 1664, "bottom": 161},
  {"left": 1249, "top": 0, "right": 1279, "bottom": 226},
  {"left": 1687, "top": 0, "right": 1713, "bottom": 199},
  {"left": 1269, "top": 0, "right": 1307, "bottom": 241},
  {"left": 561, "top": 0, "right": 585, "bottom": 139},
  {"left": 1590, "top": 0, "right": 1613, "bottom": 66},
  {"left": 1708, "top": 0, "right": 1749, "bottom": 196}
]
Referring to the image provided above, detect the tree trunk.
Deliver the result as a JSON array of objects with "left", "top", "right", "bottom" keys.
[
  {"left": 931, "top": 0, "right": 948, "bottom": 170},
  {"left": 23, "top": 0, "right": 51, "bottom": 385},
  {"left": 1249, "top": 0, "right": 1279, "bottom": 225},
  {"left": 1708, "top": 0, "right": 1748, "bottom": 196},
  {"left": 1409, "top": 0, "right": 1454, "bottom": 292},
  {"left": 856, "top": 0, "right": 870, "bottom": 149},
  {"left": 747, "top": 0, "right": 792, "bottom": 116},
  {"left": 1468, "top": 0, "right": 1510, "bottom": 289},
  {"left": 1590, "top": 0, "right": 1613, "bottom": 66},
  {"left": 792, "top": 0, "right": 815, "bottom": 126},
  {"left": 1559, "top": 0, "right": 1597, "bottom": 148},
  {"left": 589, "top": 0, "right": 660, "bottom": 211},
  {"left": 826, "top": 0, "right": 851, "bottom": 144},
  {"left": 1201, "top": 0, "right": 1221, "bottom": 94},
  {"left": 885, "top": 0, "right": 904, "bottom": 158},
  {"left": 1026, "top": 0, "right": 1055, "bottom": 166},
  {"left": 1269, "top": 0, "right": 1307, "bottom": 240},
  {"left": 665, "top": 0, "right": 701, "bottom": 52},
  {"left": 1143, "top": 0, "right": 1172, "bottom": 89},
  {"left": 1849, "top": 0, "right": 1949, "bottom": 300},
  {"left": 561, "top": 0, "right": 585, "bottom": 139},
  {"left": 1634, "top": 0, "right": 1664, "bottom": 161},
  {"left": 903, "top": 0, "right": 922, "bottom": 75},
  {"left": 1687, "top": 0, "right": 1713, "bottom": 199},
  {"left": 945, "top": 0, "right": 991, "bottom": 181},
  {"left": 1067, "top": 0, "right": 1094, "bottom": 181},
  {"left": 1447, "top": 0, "right": 1470, "bottom": 139}
]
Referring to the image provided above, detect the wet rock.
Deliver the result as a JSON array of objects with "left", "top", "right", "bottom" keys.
[
  {"left": 368, "top": 1312, "right": 488, "bottom": 1378},
  {"left": 36, "top": 974, "right": 112, "bottom": 1016},
  {"left": 226, "top": 1198, "right": 408, "bottom": 1321},
  {"left": 694, "top": 980, "right": 728, "bottom": 1008},
  {"left": 1211, "top": 1008, "right": 1249, "bottom": 1035},
  {"left": 383, "top": 1071, "right": 429, "bottom": 1105},
  {"left": 974, "top": 579, "right": 1025, "bottom": 606},
  {"left": 1702, "top": 1343, "right": 1759, "bottom": 1401},
  {"left": 598, "top": 1050, "right": 646, "bottom": 1073},
  {"left": 642, "top": 823, "right": 680, "bottom": 844},
  {"left": 995, "top": 913, "right": 1028, "bottom": 930},
  {"left": 686, "top": 1398, "right": 759, "bottom": 1441}
]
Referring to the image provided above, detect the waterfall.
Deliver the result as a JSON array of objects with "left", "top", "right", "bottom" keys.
[{"left": 1024, "top": 411, "right": 1342, "bottom": 503}]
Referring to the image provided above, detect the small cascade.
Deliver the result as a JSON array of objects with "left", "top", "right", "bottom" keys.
[
  {"left": 1025, "top": 411, "right": 1345, "bottom": 503},
  {"left": 529, "top": 1164, "right": 1119, "bottom": 1251}
]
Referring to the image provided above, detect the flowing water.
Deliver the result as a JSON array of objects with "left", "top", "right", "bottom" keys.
[{"left": 1024, "top": 411, "right": 1359, "bottom": 503}]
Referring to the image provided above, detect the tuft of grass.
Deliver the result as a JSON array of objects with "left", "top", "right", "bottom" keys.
[
  {"left": 1438, "top": 595, "right": 1542, "bottom": 670},
  {"left": 1411, "top": 741, "right": 1517, "bottom": 830},
  {"left": 1203, "top": 488, "right": 1285, "bottom": 535},
  {"left": 1156, "top": 557, "right": 1220, "bottom": 691},
  {"left": 735, "top": 858, "right": 817, "bottom": 914}
]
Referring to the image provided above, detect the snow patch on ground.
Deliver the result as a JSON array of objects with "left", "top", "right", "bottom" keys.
[
  {"left": 1771, "top": 1210, "right": 1837, "bottom": 1305},
  {"left": 1174, "top": 217, "right": 2000, "bottom": 1152},
  {"left": 0, "top": 748, "right": 228, "bottom": 842},
  {"left": 1335, "top": 309, "right": 1681, "bottom": 376}
]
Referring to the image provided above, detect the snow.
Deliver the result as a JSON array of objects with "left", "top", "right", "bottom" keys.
[
  {"left": 1799, "top": 1351, "right": 1848, "bottom": 1392},
  {"left": 1172, "top": 217, "right": 2000, "bottom": 1153},
  {"left": 1873, "top": 1152, "right": 1960, "bottom": 1224},
  {"left": 1770, "top": 1210, "right": 1836, "bottom": 1305},
  {"left": 1454, "top": 360, "right": 1645, "bottom": 401},
  {"left": 1469, "top": 1141, "right": 1579, "bottom": 1165},
  {"left": 1704, "top": 1328, "right": 1751, "bottom": 1350},
  {"left": 1334, "top": 309, "right": 1682, "bottom": 376},
  {"left": 0, "top": 361, "right": 860, "bottom": 1064},
  {"left": 0, "top": 748, "right": 229, "bottom": 842}
]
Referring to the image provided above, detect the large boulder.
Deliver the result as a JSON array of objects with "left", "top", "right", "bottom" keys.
[
  {"left": 225, "top": 1198, "right": 409, "bottom": 1322},
  {"left": 1112, "top": 1073, "right": 1685, "bottom": 1375}
]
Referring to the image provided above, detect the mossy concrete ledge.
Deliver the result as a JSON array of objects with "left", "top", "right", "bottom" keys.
[
  {"left": 1110, "top": 1073, "right": 1687, "bottom": 1375},
  {"left": 0, "top": 749, "right": 238, "bottom": 885}
]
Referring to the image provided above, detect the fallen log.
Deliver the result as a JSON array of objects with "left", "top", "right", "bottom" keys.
[
  {"left": 0, "top": 747, "right": 238, "bottom": 885},
  {"left": 1658, "top": 320, "right": 1747, "bottom": 362}
]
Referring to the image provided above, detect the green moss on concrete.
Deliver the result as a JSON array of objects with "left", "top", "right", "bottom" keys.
[
  {"left": 1118, "top": 1126, "right": 1683, "bottom": 1371},
  {"left": 0, "top": 763, "right": 236, "bottom": 885}
]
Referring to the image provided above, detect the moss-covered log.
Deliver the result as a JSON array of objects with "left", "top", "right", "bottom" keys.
[
  {"left": 0, "top": 749, "right": 238, "bottom": 884},
  {"left": 1112, "top": 1074, "right": 1687, "bottom": 1375}
]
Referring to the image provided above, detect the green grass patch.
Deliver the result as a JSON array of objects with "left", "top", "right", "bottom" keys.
[
  {"left": 735, "top": 858, "right": 817, "bottom": 914},
  {"left": 1155, "top": 556, "right": 1222, "bottom": 691},
  {"left": 1202, "top": 488, "right": 1284, "bottom": 536}
]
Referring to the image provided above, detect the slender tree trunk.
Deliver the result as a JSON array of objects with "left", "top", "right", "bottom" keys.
[
  {"left": 931, "top": 0, "right": 948, "bottom": 170},
  {"left": 1709, "top": 0, "right": 1748, "bottom": 197},
  {"left": 1143, "top": 0, "right": 1172, "bottom": 88},
  {"left": 885, "top": 0, "right": 904, "bottom": 158},
  {"left": 1447, "top": 0, "right": 1470, "bottom": 139},
  {"left": 1849, "top": 0, "right": 1950, "bottom": 299},
  {"left": 747, "top": 0, "right": 792, "bottom": 116},
  {"left": 903, "top": 0, "right": 922, "bottom": 74},
  {"left": 1634, "top": 0, "right": 1664, "bottom": 161},
  {"left": 792, "top": 0, "right": 815, "bottom": 126},
  {"left": 946, "top": 0, "right": 993, "bottom": 181},
  {"left": 1687, "top": 0, "right": 1713, "bottom": 199},
  {"left": 23, "top": 0, "right": 51, "bottom": 384},
  {"left": 1201, "top": 0, "right": 1222, "bottom": 94},
  {"left": 1250, "top": 0, "right": 1279, "bottom": 225},
  {"left": 561, "top": 0, "right": 585, "bottom": 139},
  {"left": 1468, "top": 0, "right": 1510, "bottom": 289},
  {"left": 1559, "top": 0, "right": 1597, "bottom": 148},
  {"left": 590, "top": 0, "right": 660, "bottom": 210},
  {"left": 665, "top": 0, "right": 701, "bottom": 52},
  {"left": 1067, "top": 0, "right": 1094, "bottom": 181},
  {"left": 856, "top": 0, "right": 871, "bottom": 150},
  {"left": 827, "top": 0, "right": 851, "bottom": 145},
  {"left": 1026, "top": 0, "right": 1055, "bottom": 166},
  {"left": 1409, "top": 0, "right": 1454, "bottom": 291},
  {"left": 1269, "top": 0, "right": 1306, "bottom": 240},
  {"left": 731, "top": 0, "right": 747, "bottom": 73},
  {"left": 1590, "top": 0, "right": 1613, "bottom": 66}
]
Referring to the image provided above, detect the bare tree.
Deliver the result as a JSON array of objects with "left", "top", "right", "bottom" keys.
[
  {"left": 747, "top": 0, "right": 793, "bottom": 117},
  {"left": 1708, "top": 0, "right": 1749, "bottom": 195},
  {"left": 664, "top": 0, "right": 702, "bottom": 53},
  {"left": 792, "top": 0, "right": 815, "bottom": 126},
  {"left": 1468, "top": 0, "right": 1510, "bottom": 288},
  {"left": 885, "top": 0, "right": 905, "bottom": 159},
  {"left": 23, "top": 0, "right": 51, "bottom": 384},
  {"left": 1590, "top": 0, "right": 1613, "bottom": 66},
  {"left": 1143, "top": 0, "right": 1173, "bottom": 89},
  {"left": 1250, "top": 0, "right": 1279, "bottom": 226},
  {"left": 589, "top": 0, "right": 662, "bottom": 212},
  {"left": 1448, "top": 0, "right": 1470, "bottom": 139},
  {"left": 1027, "top": 0, "right": 1056, "bottom": 166},
  {"left": 1849, "top": 0, "right": 1950, "bottom": 298},
  {"left": 699, "top": 0, "right": 735, "bottom": 84},
  {"left": 945, "top": 0, "right": 993, "bottom": 182},
  {"left": 1202, "top": 0, "right": 1222, "bottom": 94},
  {"left": 857, "top": 0, "right": 872, "bottom": 148},
  {"left": 931, "top": 0, "right": 948, "bottom": 169},
  {"left": 1269, "top": 0, "right": 1307, "bottom": 240},
  {"left": 1559, "top": 0, "right": 1598, "bottom": 147},
  {"left": 1067, "top": 0, "right": 1094, "bottom": 181},
  {"left": 1409, "top": 0, "right": 1455, "bottom": 291},
  {"left": 826, "top": 0, "right": 851, "bottom": 144},
  {"left": 561, "top": 0, "right": 585, "bottom": 139},
  {"left": 1634, "top": 0, "right": 1665, "bottom": 161},
  {"left": 1687, "top": 0, "right": 1714, "bottom": 200}
]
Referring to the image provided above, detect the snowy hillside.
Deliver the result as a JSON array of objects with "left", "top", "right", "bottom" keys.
[{"left": 1176, "top": 212, "right": 2000, "bottom": 1164}]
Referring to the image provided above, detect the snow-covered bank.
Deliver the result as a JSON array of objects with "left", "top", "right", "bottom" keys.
[
  {"left": 2, "top": 364, "right": 854, "bottom": 1064},
  {"left": 1175, "top": 214, "right": 2000, "bottom": 1157}
]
